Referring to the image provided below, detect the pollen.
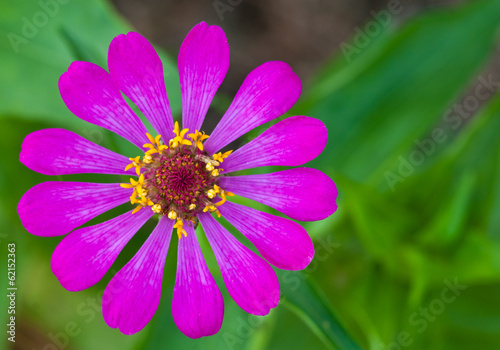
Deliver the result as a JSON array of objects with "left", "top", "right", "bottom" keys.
[
  {"left": 152, "top": 204, "right": 162, "bottom": 213},
  {"left": 121, "top": 126, "right": 233, "bottom": 239},
  {"left": 207, "top": 189, "right": 217, "bottom": 199},
  {"left": 143, "top": 154, "right": 154, "bottom": 164}
]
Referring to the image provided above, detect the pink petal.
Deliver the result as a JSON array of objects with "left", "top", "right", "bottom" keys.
[
  {"left": 222, "top": 116, "right": 327, "bottom": 173},
  {"left": 20, "top": 128, "right": 134, "bottom": 176},
  {"left": 18, "top": 182, "right": 131, "bottom": 237},
  {"left": 198, "top": 212, "right": 280, "bottom": 315},
  {"left": 218, "top": 168, "right": 337, "bottom": 222},
  {"left": 103, "top": 216, "right": 173, "bottom": 335},
  {"left": 108, "top": 32, "right": 175, "bottom": 140},
  {"left": 219, "top": 201, "right": 314, "bottom": 270},
  {"left": 59, "top": 61, "right": 149, "bottom": 149},
  {"left": 51, "top": 208, "right": 153, "bottom": 292},
  {"left": 179, "top": 22, "right": 229, "bottom": 132},
  {"left": 204, "top": 61, "right": 302, "bottom": 154},
  {"left": 172, "top": 223, "right": 224, "bottom": 338}
]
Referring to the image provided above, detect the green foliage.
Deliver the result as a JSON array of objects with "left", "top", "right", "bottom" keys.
[
  {"left": 292, "top": 0, "right": 500, "bottom": 348},
  {"left": 2, "top": 0, "right": 500, "bottom": 349},
  {"left": 0, "top": 0, "right": 180, "bottom": 130}
]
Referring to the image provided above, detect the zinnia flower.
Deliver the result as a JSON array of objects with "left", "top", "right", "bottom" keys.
[{"left": 17, "top": 22, "right": 337, "bottom": 337}]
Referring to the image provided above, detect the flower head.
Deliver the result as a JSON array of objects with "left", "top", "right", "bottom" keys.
[{"left": 17, "top": 22, "right": 337, "bottom": 338}]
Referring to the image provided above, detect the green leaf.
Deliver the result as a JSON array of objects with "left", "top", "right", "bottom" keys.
[
  {"left": 337, "top": 174, "right": 414, "bottom": 264},
  {"left": 294, "top": 0, "right": 500, "bottom": 186},
  {"left": 417, "top": 172, "right": 476, "bottom": 248},
  {"left": 400, "top": 89, "right": 500, "bottom": 248},
  {"left": 278, "top": 270, "right": 363, "bottom": 350},
  {"left": 0, "top": 0, "right": 180, "bottom": 131}
]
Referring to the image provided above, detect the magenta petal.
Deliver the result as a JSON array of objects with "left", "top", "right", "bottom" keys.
[
  {"left": 103, "top": 216, "right": 173, "bottom": 335},
  {"left": 218, "top": 168, "right": 337, "bottom": 222},
  {"left": 172, "top": 224, "right": 224, "bottom": 338},
  {"left": 20, "top": 128, "right": 134, "bottom": 176},
  {"left": 219, "top": 201, "right": 314, "bottom": 270},
  {"left": 204, "top": 61, "right": 302, "bottom": 154},
  {"left": 179, "top": 22, "right": 229, "bottom": 132},
  {"left": 18, "top": 182, "right": 131, "bottom": 237},
  {"left": 222, "top": 116, "right": 327, "bottom": 173},
  {"left": 51, "top": 208, "right": 153, "bottom": 292},
  {"left": 108, "top": 32, "right": 175, "bottom": 140},
  {"left": 198, "top": 212, "right": 280, "bottom": 315},
  {"left": 59, "top": 61, "right": 149, "bottom": 149}
]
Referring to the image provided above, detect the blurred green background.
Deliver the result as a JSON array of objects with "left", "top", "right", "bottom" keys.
[{"left": 1, "top": 0, "right": 500, "bottom": 349}]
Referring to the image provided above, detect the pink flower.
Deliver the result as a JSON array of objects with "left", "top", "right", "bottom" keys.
[{"left": 17, "top": 22, "right": 337, "bottom": 337}]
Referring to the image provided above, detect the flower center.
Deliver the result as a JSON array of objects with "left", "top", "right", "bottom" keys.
[
  {"left": 143, "top": 150, "right": 214, "bottom": 215},
  {"left": 121, "top": 122, "right": 233, "bottom": 239}
]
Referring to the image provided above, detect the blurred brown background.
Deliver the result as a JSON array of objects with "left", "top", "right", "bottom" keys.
[
  {"left": 109, "top": 0, "right": 491, "bottom": 136},
  {"left": 110, "top": 0, "right": 467, "bottom": 95}
]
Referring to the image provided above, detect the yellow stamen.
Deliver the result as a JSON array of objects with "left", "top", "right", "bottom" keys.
[
  {"left": 170, "top": 121, "right": 193, "bottom": 149},
  {"left": 213, "top": 150, "right": 232, "bottom": 163},
  {"left": 132, "top": 205, "right": 143, "bottom": 214},
  {"left": 207, "top": 189, "right": 216, "bottom": 199},
  {"left": 143, "top": 133, "right": 168, "bottom": 156},
  {"left": 124, "top": 131, "right": 234, "bottom": 217},
  {"left": 188, "top": 130, "right": 210, "bottom": 151},
  {"left": 124, "top": 156, "right": 142, "bottom": 175},
  {"left": 123, "top": 172, "right": 156, "bottom": 213},
  {"left": 120, "top": 183, "right": 135, "bottom": 189},
  {"left": 130, "top": 193, "right": 138, "bottom": 204},
  {"left": 154, "top": 134, "right": 161, "bottom": 145},
  {"left": 215, "top": 189, "right": 229, "bottom": 207},
  {"left": 152, "top": 203, "right": 162, "bottom": 213},
  {"left": 207, "top": 185, "right": 220, "bottom": 199},
  {"left": 203, "top": 204, "right": 221, "bottom": 217},
  {"left": 145, "top": 149, "right": 158, "bottom": 155},
  {"left": 168, "top": 210, "right": 178, "bottom": 220},
  {"left": 173, "top": 219, "right": 187, "bottom": 239},
  {"left": 146, "top": 133, "right": 156, "bottom": 145}
]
